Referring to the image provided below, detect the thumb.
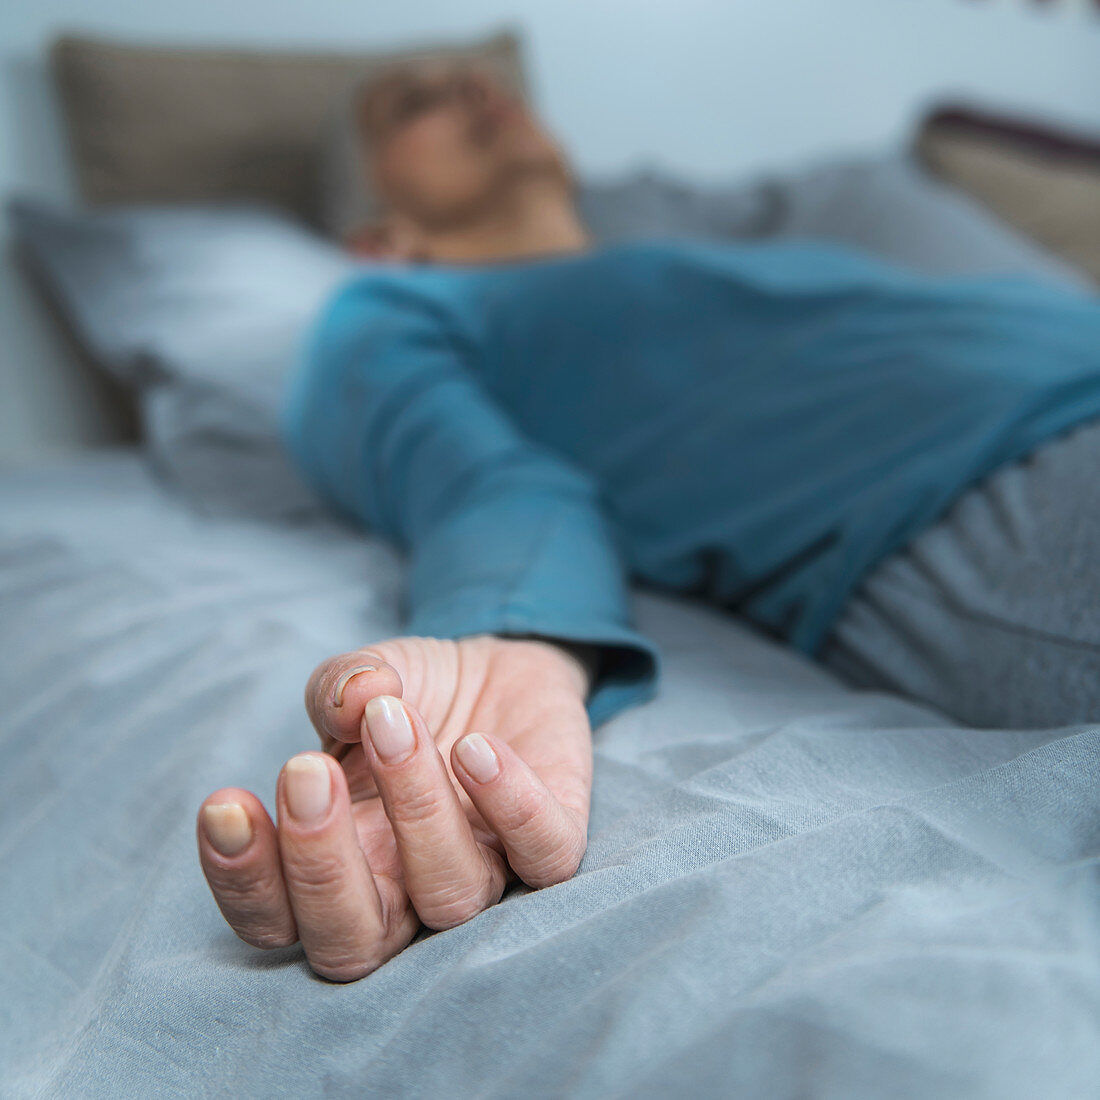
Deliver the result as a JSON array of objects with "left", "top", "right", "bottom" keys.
[{"left": 305, "top": 649, "right": 405, "bottom": 744}]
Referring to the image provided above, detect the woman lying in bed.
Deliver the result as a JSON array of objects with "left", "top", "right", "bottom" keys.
[{"left": 197, "top": 62, "right": 1100, "bottom": 981}]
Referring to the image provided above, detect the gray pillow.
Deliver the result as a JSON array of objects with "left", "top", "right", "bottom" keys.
[
  {"left": 10, "top": 200, "right": 353, "bottom": 518},
  {"left": 578, "top": 154, "right": 1091, "bottom": 289},
  {"left": 770, "top": 154, "right": 1093, "bottom": 288}
]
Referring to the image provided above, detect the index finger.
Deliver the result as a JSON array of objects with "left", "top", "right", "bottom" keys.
[{"left": 305, "top": 650, "right": 404, "bottom": 744}]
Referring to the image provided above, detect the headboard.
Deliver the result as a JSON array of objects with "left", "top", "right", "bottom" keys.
[{"left": 49, "top": 30, "right": 526, "bottom": 225}]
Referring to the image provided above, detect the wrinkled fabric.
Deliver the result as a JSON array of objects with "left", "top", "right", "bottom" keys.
[
  {"left": 1, "top": 452, "right": 1097, "bottom": 1099},
  {"left": 822, "top": 416, "right": 1100, "bottom": 728}
]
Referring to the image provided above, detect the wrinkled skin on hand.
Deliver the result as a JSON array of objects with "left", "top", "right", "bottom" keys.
[{"left": 197, "top": 634, "right": 593, "bottom": 981}]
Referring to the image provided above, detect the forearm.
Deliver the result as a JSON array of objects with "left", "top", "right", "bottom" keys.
[
  {"left": 405, "top": 489, "right": 658, "bottom": 727},
  {"left": 284, "top": 288, "right": 660, "bottom": 727}
]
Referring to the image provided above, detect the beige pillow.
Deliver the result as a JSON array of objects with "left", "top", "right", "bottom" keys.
[
  {"left": 917, "top": 109, "right": 1100, "bottom": 285},
  {"left": 50, "top": 31, "right": 526, "bottom": 228}
]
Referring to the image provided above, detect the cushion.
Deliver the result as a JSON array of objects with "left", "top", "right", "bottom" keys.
[
  {"left": 50, "top": 32, "right": 526, "bottom": 227},
  {"left": 9, "top": 200, "right": 354, "bottom": 518},
  {"left": 769, "top": 153, "right": 1092, "bottom": 288},
  {"left": 917, "top": 106, "right": 1100, "bottom": 286},
  {"left": 578, "top": 155, "right": 1090, "bottom": 289}
]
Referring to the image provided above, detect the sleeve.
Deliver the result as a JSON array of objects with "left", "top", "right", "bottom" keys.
[{"left": 280, "top": 279, "right": 660, "bottom": 728}]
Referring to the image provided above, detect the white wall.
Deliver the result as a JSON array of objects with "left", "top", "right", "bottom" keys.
[{"left": 2, "top": 0, "right": 1099, "bottom": 463}]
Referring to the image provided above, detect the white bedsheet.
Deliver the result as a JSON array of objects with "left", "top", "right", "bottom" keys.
[{"left": 1, "top": 451, "right": 1097, "bottom": 1098}]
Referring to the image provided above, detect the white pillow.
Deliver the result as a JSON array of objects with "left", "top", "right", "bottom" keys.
[{"left": 11, "top": 201, "right": 354, "bottom": 518}]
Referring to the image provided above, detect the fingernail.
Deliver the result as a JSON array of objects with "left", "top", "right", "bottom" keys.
[
  {"left": 332, "top": 664, "right": 379, "bottom": 707},
  {"left": 363, "top": 696, "right": 416, "bottom": 764},
  {"left": 202, "top": 802, "right": 252, "bottom": 856},
  {"left": 284, "top": 754, "right": 332, "bottom": 823},
  {"left": 455, "top": 733, "right": 500, "bottom": 784}
]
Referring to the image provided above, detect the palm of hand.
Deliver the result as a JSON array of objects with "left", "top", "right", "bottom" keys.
[
  {"left": 199, "top": 634, "right": 593, "bottom": 980},
  {"left": 338, "top": 635, "right": 593, "bottom": 872}
]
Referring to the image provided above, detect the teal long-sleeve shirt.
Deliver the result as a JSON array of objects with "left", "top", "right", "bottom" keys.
[{"left": 282, "top": 239, "right": 1100, "bottom": 727}]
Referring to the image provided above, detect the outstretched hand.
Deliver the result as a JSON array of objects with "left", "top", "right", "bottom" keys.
[{"left": 197, "top": 634, "right": 594, "bottom": 981}]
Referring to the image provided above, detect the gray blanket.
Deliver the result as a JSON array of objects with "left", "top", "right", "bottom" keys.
[{"left": 1, "top": 452, "right": 1097, "bottom": 1098}]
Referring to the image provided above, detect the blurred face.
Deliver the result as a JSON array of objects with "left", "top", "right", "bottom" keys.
[{"left": 357, "top": 62, "right": 572, "bottom": 231}]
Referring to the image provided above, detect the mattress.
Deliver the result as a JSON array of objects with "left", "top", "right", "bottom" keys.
[{"left": 1, "top": 450, "right": 1097, "bottom": 1098}]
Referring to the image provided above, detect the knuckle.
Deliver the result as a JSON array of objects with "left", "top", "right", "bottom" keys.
[
  {"left": 519, "top": 837, "right": 587, "bottom": 890},
  {"left": 385, "top": 782, "right": 450, "bottom": 826},
  {"left": 236, "top": 925, "right": 298, "bottom": 950},
  {"left": 417, "top": 881, "right": 500, "bottom": 931},
  {"left": 495, "top": 793, "right": 544, "bottom": 836},
  {"left": 211, "top": 860, "right": 284, "bottom": 902},
  {"left": 285, "top": 850, "right": 347, "bottom": 895},
  {"left": 524, "top": 855, "right": 581, "bottom": 889},
  {"left": 309, "top": 954, "right": 384, "bottom": 983},
  {"left": 418, "top": 899, "right": 485, "bottom": 931}
]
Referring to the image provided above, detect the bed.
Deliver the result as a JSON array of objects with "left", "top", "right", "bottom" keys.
[
  {"left": 3, "top": 449, "right": 1098, "bottom": 1098},
  {"left": 2, "top": 33, "right": 1099, "bottom": 1100}
]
